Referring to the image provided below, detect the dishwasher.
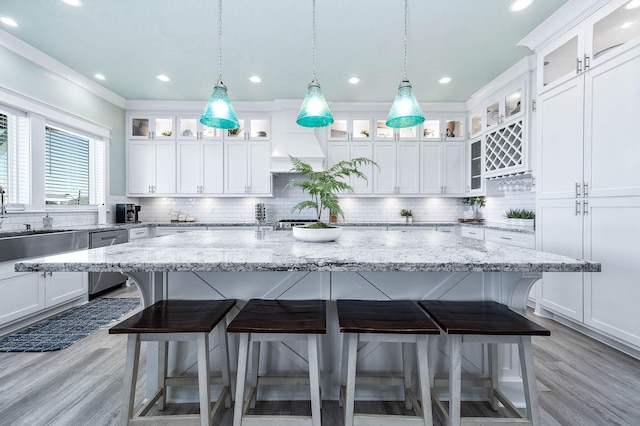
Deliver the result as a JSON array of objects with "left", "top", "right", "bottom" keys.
[{"left": 88, "top": 229, "right": 129, "bottom": 297}]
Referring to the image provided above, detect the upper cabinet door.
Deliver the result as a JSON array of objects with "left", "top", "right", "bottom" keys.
[
  {"left": 539, "top": 33, "right": 583, "bottom": 93},
  {"left": 373, "top": 142, "right": 397, "bottom": 194},
  {"left": 328, "top": 117, "right": 372, "bottom": 141},
  {"left": 587, "top": 0, "right": 640, "bottom": 68},
  {"left": 129, "top": 116, "right": 175, "bottom": 140}
]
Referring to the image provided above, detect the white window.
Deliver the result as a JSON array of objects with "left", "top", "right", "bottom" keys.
[
  {"left": 44, "top": 125, "right": 104, "bottom": 205},
  {"left": 0, "top": 106, "right": 30, "bottom": 205}
]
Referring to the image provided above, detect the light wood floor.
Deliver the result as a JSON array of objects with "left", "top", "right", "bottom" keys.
[{"left": 0, "top": 285, "right": 638, "bottom": 425}]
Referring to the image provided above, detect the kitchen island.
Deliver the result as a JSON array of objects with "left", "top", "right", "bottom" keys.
[{"left": 15, "top": 230, "right": 599, "bottom": 404}]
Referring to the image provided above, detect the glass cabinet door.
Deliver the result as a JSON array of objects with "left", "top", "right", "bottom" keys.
[
  {"left": 396, "top": 125, "right": 418, "bottom": 140},
  {"left": 421, "top": 119, "right": 441, "bottom": 140},
  {"left": 352, "top": 119, "right": 372, "bottom": 140},
  {"left": 444, "top": 119, "right": 464, "bottom": 139},
  {"left": 226, "top": 119, "right": 245, "bottom": 139},
  {"left": 249, "top": 118, "right": 269, "bottom": 139},
  {"left": 329, "top": 119, "right": 349, "bottom": 140},
  {"left": 470, "top": 114, "right": 482, "bottom": 137},
  {"left": 154, "top": 118, "right": 174, "bottom": 139},
  {"left": 470, "top": 139, "right": 483, "bottom": 191},
  {"left": 591, "top": 1, "right": 640, "bottom": 64},
  {"left": 542, "top": 35, "right": 580, "bottom": 88},
  {"left": 375, "top": 120, "right": 394, "bottom": 140},
  {"left": 130, "top": 117, "right": 150, "bottom": 139},
  {"left": 504, "top": 89, "right": 523, "bottom": 120},
  {"left": 486, "top": 101, "right": 500, "bottom": 128},
  {"left": 178, "top": 117, "right": 198, "bottom": 139}
]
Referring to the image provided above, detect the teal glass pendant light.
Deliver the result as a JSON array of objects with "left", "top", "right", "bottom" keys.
[
  {"left": 297, "top": 0, "right": 334, "bottom": 128},
  {"left": 200, "top": 0, "right": 239, "bottom": 130},
  {"left": 386, "top": 0, "right": 425, "bottom": 129}
]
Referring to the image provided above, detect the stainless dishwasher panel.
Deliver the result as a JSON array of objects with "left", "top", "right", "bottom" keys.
[{"left": 88, "top": 229, "right": 129, "bottom": 296}]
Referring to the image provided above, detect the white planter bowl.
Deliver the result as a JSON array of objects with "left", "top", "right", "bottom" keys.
[{"left": 292, "top": 226, "right": 343, "bottom": 242}]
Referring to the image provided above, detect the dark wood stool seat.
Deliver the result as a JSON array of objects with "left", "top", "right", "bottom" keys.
[
  {"left": 337, "top": 300, "right": 438, "bottom": 425},
  {"left": 110, "top": 299, "right": 236, "bottom": 334},
  {"left": 419, "top": 300, "right": 550, "bottom": 336},
  {"left": 418, "top": 300, "right": 549, "bottom": 426},
  {"left": 110, "top": 299, "right": 236, "bottom": 426},
  {"left": 227, "top": 299, "right": 326, "bottom": 334},
  {"left": 229, "top": 299, "right": 326, "bottom": 426}
]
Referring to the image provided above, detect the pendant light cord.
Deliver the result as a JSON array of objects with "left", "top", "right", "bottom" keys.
[
  {"left": 312, "top": 0, "right": 317, "bottom": 82},
  {"left": 403, "top": 0, "right": 408, "bottom": 80},
  {"left": 218, "top": 0, "right": 223, "bottom": 84}
]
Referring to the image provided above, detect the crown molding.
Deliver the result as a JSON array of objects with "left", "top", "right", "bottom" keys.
[{"left": 0, "top": 28, "right": 126, "bottom": 109}]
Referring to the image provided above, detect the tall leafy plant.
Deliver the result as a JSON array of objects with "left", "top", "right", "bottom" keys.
[{"left": 287, "top": 155, "right": 377, "bottom": 227}]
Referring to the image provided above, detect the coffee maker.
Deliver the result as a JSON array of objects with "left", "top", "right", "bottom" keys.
[{"left": 116, "top": 204, "right": 140, "bottom": 223}]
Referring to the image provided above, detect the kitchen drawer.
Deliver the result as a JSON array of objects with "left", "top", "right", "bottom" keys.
[
  {"left": 460, "top": 226, "right": 485, "bottom": 240},
  {"left": 387, "top": 226, "right": 435, "bottom": 231},
  {"left": 155, "top": 226, "right": 206, "bottom": 236},
  {"left": 485, "top": 229, "right": 535, "bottom": 249},
  {"left": 436, "top": 226, "right": 454, "bottom": 233},
  {"left": 129, "top": 227, "right": 150, "bottom": 240}
]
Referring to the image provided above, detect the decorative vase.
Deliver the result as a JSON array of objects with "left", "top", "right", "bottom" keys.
[
  {"left": 292, "top": 226, "right": 342, "bottom": 242},
  {"left": 405, "top": 216, "right": 413, "bottom": 224},
  {"left": 473, "top": 204, "right": 481, "bottom": 219}
]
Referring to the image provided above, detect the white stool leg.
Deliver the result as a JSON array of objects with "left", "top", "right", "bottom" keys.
[
  {"left": 121, "top": 334, "right": 140, "bottom": 426},
  {"left": 217, "top": 322, "right": 232, "bottom": 408},
  {"left": 344, "top": 333, "right": 358, "bottom": 426},
  {"left": 233, "top": 333, "right": 250, "bottom": 426},
  {"left": 428, "top": 334, "right": 438, "bottom": 387},
  {"left": 157, "top": 340, "right": 168, "bottom": 410},
  {"left": 488, "top": 342, "right": 499, "bottom": 411},
  {"left": 519, "top": 336, "right": 541, "bottom": 426},
  {"left": 416, "top": 335, "right": 434, "bottom": 426},
  {"left": 448, "top": 335, "right": 462, "bottom": 426},
  {"left": 339, "top": 332, "right": 348, "bottom": 407},
  {"left": 308, "top": 334, "right": 322, "bottom": 426},
  {"left": 402, "top": 341, "right": 413, "bottom": 410},
  {"left": 196, "top": 333, "right": 211, "bottom": 426},
  {"left": 250, "top": 340, "right": 260, "bottom": 409}
]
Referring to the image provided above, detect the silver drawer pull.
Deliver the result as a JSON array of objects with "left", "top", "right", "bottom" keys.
[{"left": 500, "top": 236, "right": 512, "bottom": 240}]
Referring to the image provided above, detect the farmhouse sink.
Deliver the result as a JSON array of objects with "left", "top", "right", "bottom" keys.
[{"left": 0, "top": 230, "right": 89, "bottom": 263}]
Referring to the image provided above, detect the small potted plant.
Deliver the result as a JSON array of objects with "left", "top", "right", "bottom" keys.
[
  {"left": 400, "top": 209, "right": 413, "bottom": 224},
  {"left": 461, "top": 196, "right": 486, "bottom": 220},
  {"left": 287, "top": 155, "right": 377, "bottom": 242},
  {"left": 504, "top": 208, "right": 535, "bottom": 227}
]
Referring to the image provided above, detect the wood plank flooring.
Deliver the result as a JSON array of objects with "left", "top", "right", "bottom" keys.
[{"left": 0, "top": 286, "right": 638, "bottom": 425}]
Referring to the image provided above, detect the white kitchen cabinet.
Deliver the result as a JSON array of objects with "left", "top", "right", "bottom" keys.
[
  {"left": 483, "top": 79, "right": 526, "bottom": 132},
  {"left": 372, "top": 141, "right": 420, "bottom": 195},
  {"left": 436, "top": 226, "right": 455, "bottom": 233},
  {"left": 127, "top": 139, "right": 176, "bottom": 195},
  {"left": 388, "top": 226, "right": 437, "bottom": 232},
  {"left": 224, "top": 117, "right": 270, "bottom": 140},
  {"left": 155, "top": 226, "right": 206, "bottom": 237},
  {"left": 468, "top": 138, "right": 484, "bottom": 194},
  {"left": 460, "top": 226, "right": 484, "bottom": 240},
  {"left": 327, "top": 116, "right": 372, "bottom": 141},
  {"left": 485, "top": 229, "right": 535, "bottom": 249},
  {"left": 373, "top": 118, "right": 419, "bottom": 141},
  {"left": 129, "top": 227, "right": 150, "bottom": 240},
  {"left": 177, "top": 140, "right": 224, "bottom": 194},
  {"left": 224, "top": 140, "right": 271, "bottom": 195},
  {"left": 539, "top": 43, "right": 640, "bottom": 200},
  {"left": 129, "top": 115, "right": 174, "bottom": 140},
  {"left": 44, "top": 272, "right": 87, "bottom": 308},
  {"left": 419, "top": 142, "right": 466, "bottom": 196},
  {"left": 420, "top": 117, "right": 466, "bottom": 141},
  {"left": 538, "top": 0, "right": 640, "bottom": 93},
  {"left": 0, "top": 262, "right": 43, "bottom": 327},
  {"left": 176, "top": 115, "right": 223, "bottom": 140},
  {"left": 326, "top": 141, "right": 374, "bottom": 194}
]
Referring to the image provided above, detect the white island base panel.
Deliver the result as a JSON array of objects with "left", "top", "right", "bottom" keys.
[{"left": 125, "top": 270, "right": 542, "bottom": 407}]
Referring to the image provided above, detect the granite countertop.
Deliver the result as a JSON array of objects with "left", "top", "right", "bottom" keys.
[{"left": 15, "top": 229, "right": 599, "bottom": 273}]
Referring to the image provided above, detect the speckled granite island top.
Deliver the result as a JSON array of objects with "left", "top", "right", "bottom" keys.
[{"left": 14, "top": 230, "right": 600, "bottom": 273}]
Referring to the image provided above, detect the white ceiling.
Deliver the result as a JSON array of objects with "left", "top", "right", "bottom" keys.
[{"left": 0, "top": 0, "right": 569, "bottom": 103}]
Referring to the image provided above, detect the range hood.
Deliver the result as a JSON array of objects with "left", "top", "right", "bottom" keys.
[{"left": 270, "top": 108, "right": 325, "bottom": 173}]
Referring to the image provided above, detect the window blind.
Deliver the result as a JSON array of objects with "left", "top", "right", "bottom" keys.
[
  {"left": 45, "top": 126, "right": 90, "bottom": 205},
  {"left": 0, "top": 109, "right": 30, "bottom": 205}
]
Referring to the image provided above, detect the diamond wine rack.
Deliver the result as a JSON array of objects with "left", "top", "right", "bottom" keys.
[{"left": 484, "top": 119, "right": 524, "bottom": 176}]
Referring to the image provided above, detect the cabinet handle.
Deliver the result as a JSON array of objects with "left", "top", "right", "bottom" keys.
[
  {"left": 42, "top": 272, "right": 47, "bottom": 278},
  {"left": 575, "top": 200, "right": 581, "bottom": 215},
  {"left": 583, "top": 182, "right": 589, "bottom": 197},
  {"left": 576, "top": 58, "right": 583, "bottom": 74},
  {"left": 443, "top": 185, "right": 447, "bottom": 194},
  {"left": 469, "top": 231, "right": 476, "bottom": 235},
  {"left": 583, "top": 200, "right": 589, "bottom": 215},
  {"left": 576, "top": 182, "right": 581, "bottom": 198},
  {"left": 584, "top": 54, "right": 590, "bottom": 70},
  {"left": 500, "top": 236, "right": 512, "bottom": 240}
]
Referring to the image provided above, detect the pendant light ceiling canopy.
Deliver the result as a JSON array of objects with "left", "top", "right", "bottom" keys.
[
  {"left": 200, "top": 0, "right": 239, "bottom": 130},
  {"left": 386, "top": 0, "right": 425, "bottom": 129},
  {"left": 296, "top": 0, "right": 334, "bottom": 128}
]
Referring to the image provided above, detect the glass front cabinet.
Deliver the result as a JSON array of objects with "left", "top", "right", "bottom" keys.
[
  {"left": 468, "top": 138, "right": 484, "bottom": 194},
  {"left": 129, "top": 116, "right": 175, "bottom": 140}
]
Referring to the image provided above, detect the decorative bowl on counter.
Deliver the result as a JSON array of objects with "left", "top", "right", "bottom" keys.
[{"left": 292, "top": 226, "right": 342, "bottom": 242}]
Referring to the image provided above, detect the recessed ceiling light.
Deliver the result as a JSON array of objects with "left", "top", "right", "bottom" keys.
[
  {"left": 438, "top": 76, "right": 452, "bottom": 84},
  {"left": 156, "top": 74, "right": 170, "bottom": 82},
  {"left": 0, "top": 16, "right": 19, "bottom": 27},
  {"left": 94, "top": 73, "right": 106, "bottom": 80},
  {"left": 62, "top": 0, "right": 83, "bottom": 6},
  {"left": 626, "top": 0, "right": 640, "bottom": 10},
  {"left": 249, "top": 75, "right": 261, "bottom": 83},
  {"left": 348, "top": 76, "right": 361, "bottom": 84},
  {"left": 620, "top": 21, "right": 634, "bottom": 29},
  {"left": 509, "top": 0, "right": 535, "bottom": 12}
]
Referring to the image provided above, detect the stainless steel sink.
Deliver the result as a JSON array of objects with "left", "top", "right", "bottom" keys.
[{"left": 0, "top": 230, "right": 89, "bottom": 263}]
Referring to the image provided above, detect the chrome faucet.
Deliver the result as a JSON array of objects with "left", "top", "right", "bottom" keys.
[{"left": 0, "top": 185, "right": 5, "bottom": 218}]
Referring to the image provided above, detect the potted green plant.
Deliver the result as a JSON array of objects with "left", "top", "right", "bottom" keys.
[
  {"left": 461, "top": 196, "right": 486, "bottom": 219},
  {"left": 400, "top": 209, "right": 413, "bottom": 224},
  {"left": 287, "top": 155, "right": 377, "bottom": 242},
  {"left": 505, "top": 208, "right": 535, "bottom": 227}
]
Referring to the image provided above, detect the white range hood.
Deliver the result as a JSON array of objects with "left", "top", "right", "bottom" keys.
[{"left": 270, "top": 107, "right": 325, "bottom": 173}]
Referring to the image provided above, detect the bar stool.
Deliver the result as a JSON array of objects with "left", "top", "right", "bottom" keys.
[
  {"left": 109, "top": 299, "right": 236, "bottom": 426},
  {"left": 337, "top": 300, "right": 439, "bottom": 425},
  {"left": 228, "top": 299, "right": 326, "bottom": 426},
  {"left": 419, "top": 300, "right": 550, "bottom": 426}
]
